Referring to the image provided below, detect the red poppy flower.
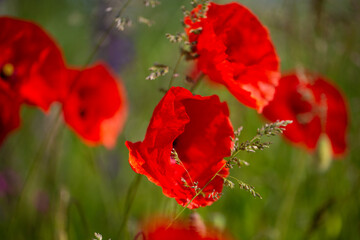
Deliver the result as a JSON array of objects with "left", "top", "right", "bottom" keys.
[
  {"left": 262, "top": 72, "right": 348, "bottom": 156},
  {"left": 0, "top": 84, "right": 21, "bottom": 145},
  {"left": 62, "top": 63, "right": 128, "bottom": 148},
  {"left": 0, "top": 17, "right": 67, "bottom": 111},
  {"left": 184, "top": 3, "right": 280, "bottom": 112},
  {"left": 125, "top": 87, "right": 234, "bottom": 209},
  {"left": 142, "top": 216, "right": 232, "bottom": 240}
]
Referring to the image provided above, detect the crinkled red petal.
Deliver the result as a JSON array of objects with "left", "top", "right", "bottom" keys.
[
  {"left": 185, "top": 3, "right": 280, "bottom": 112},
  {"left": 126, "top": 87, "right": 234, "bottom": 208}
]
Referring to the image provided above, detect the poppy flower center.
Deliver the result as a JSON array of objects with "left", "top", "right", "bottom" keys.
[
  {"left": 171, "top": 98, "right": 232, "bottom": 168},
  {"left": 0, "top": 63, "right": 14, "bottom": 80},
  {"left": 79, "top": 108, "right": 87, "bottom": 118}
]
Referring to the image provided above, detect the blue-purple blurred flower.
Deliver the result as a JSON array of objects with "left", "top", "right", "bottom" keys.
[{"left": 95, "top": 1, "right": 134, "bottom": 72}]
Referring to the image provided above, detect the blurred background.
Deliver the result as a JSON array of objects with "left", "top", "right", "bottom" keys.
[{"left": 0, "top": 0, "right": 359, "bottom": 239}]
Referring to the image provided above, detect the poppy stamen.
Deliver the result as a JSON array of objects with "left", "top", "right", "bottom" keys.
[{"left": 0, "top": 63, "right": 14, "bottom": 80}]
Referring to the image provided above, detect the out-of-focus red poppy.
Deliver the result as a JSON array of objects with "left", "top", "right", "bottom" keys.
[
  {"left": 0, "top": 17, "right": 67, "bottom": 111},
  {"left": 141, "top": 215, "right": 232, "bottom": 240},
  {"left": 62, "top": 63, "right": 128, "bottom": 148},
  {"left": 0, "top": 84, "right": 21, "bottom": 145},
  {"left": 126, "top": 87, "right": 233, "bottom": 209},
  {"left": 184, "top": 3, "right": 280, "bottom": 112},
  {"left": 262, "top": 72, "right": 348, "bottom": 156}
]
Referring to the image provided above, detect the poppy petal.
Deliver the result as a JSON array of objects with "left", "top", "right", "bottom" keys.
[
  {"left": 0, "top": 17, "right": 67, "bottom": 111},
  {"left": 185, "top": 3, "right": 280, "bottom": 112},
  {"left": 126, "top": 87, "right": 234, "bottom": 208},
  {"left": 62, "top": 63, "right": 128, "bottom": 148}
]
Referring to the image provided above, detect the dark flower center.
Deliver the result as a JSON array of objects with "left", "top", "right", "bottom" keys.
[
  {"left": 79, "top": 108, "right": 87, "bottom": 118},
  {"left": 0, "top": 63, "right": 14, "bottom": 80}
]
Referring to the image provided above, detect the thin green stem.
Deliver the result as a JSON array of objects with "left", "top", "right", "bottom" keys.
[
  {"left": 86, "top": 148, "right": 115, "bottom": 227},
  {"left": 117, "top": 173, "right": 143, "bottom": 239},
  {"left": 176, "top": 157, "right": 195, "bottom": 187},
  {"left": 66, "top": 198, "right": 91, "bottom": 239},
  {"left": 167, "top": 53, "right": 184, "bottom": 90},
  {"left": 226, "top": 175, "right": 241, "bottom": 182},
  {"left": 227, "top": 149, "right": 241, "bottom": 161},
  {"left": 189, "top": 72, "right": 204, "bottom": 93},
  {"left": 168, "top": 163, "right": 227, "bottom": 228},
  {"left": 226, "top": 140, "right": 247, "bottom": 161},
  {"left": 275, "top": 150, "right": 307, "bottom": 240}
]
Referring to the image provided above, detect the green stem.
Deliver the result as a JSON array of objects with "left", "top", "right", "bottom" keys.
[
  {"left": 86, "top": 148, "right": 116, "bottom": 228},
  {"left": 66, "top": 198, "right": 91, "bottom": 239},
  {"left": 168, "top": 163, "right": 227, "bottom": 228},
  {"left": 167, "top": 53, "right": 184, "bottom": 90},
  {"left": 117, "top": 173, "right": 142, "bottom": 239},
  {"left": 275, "top": 150, "right": 307, "bottom": 240},
  {"left": 189, "top": 72, "right": 204, "bottom": 93}
]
